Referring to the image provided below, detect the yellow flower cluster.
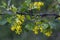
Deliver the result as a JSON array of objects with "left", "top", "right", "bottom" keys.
[
  {"left": 33, "top": 22, "right": 42, "bottom": 34},
  {"left": 40, "top": 26, "right": 52, "bottom": 37},
  {"left": 11, "top": 15, "right": 25, "bottom": 35},
  {"left": 30, "top": 2, "right": 44, "bottom": 10},
  {"left": 33, "top": 22, "right": 52, "bottom": 37},
  {"left": 33, "top": 26, "right": 39, "bottom": 34},
  {"left": 44, "top": 30, "right": 52, "bottom": 37},
  {"left": 33, "top": 25, "right": 52, "bottom": 37},
  {"left": 33, "top": 25, "right": 44, "bottom": 34},
  {"left": 16, "top": 14, "right": 25, "bottom": 22},
  {"left": 11, "top": 25, "right": 22, "bottom": 35},
  {"left": 39, "top": 26, "right": 43, "bottom": 32}
]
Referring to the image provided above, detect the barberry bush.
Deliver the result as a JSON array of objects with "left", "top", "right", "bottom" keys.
[{"left": 0, "top": 0, "right": 60, "bottom": 40}]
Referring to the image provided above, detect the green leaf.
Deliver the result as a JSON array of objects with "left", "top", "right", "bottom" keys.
[
  {"left": 0, "top": 19, "right": 7, "bottom": 25},
  {"left": 20, "top": 0, "right": 31, "bottom": 12},
  {"left": 41, "top": 23, "right": 49, "bottom": 29},
  {"left": 25, "top": 0, "right": 31, "bottom": 4},
  {"left": 11, "top": 5, "right": 17, "bottom": 13},
  {"left": 1, "top": 1, "right": 7, "bottom": 8},
  {"left": 26, "top": 15, "right": 31, "bottom": 20},
  {"left": 25, "top": 22, "right": 34, "bottom": 30},
  {"left": 6, "top": 17, "right": 13, "bottom": 23},
  {"left": 48, "top": 22, "right": 56, "bottom": 29}
]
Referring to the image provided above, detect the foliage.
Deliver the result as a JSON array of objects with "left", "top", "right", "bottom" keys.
[{"left": 0, "top": 0, "right": 60, "bottom": 40}]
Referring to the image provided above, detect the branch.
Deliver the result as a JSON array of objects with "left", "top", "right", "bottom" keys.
[
  {"left": 16, "top": 12, "right": 60, "bottom": 19},
  {"left": 0, "top": 11, "right": 60, "bottom": 19}
]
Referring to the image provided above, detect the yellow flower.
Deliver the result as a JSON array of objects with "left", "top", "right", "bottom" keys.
[
  {"left": 29, "top": 3, "right": 33, "bottom": 9},
  {"left": 29, "top": 2, "right": 44, "bottom": 10},
  {"left": 33, "top": 29, "right": 36, "bottom": 31},
  {"left": 11, "top": 25, "right": 22, "bottom": 35},
  {"left": 16, "top": 26, "right": 22, "bottom": 31},
  {"left": 34, "top": 31, "right": 38, "bottom": 34},
  {"left": 34, "top": 2, "right": 44, "bottom": 6},
  {"left": 40, "top": 27, "right": 43, "bottom": 32},
  {"left": 15, "top": 30, "right": 22, "bottom": 35},
  {"left": 11, "top": 26, "right": 16, "bottom": 31},
  {"left": 20, "top": 15, "right": 25, "bottom": 22},
  {"left": 35, "top": 22, "right": 42, "bottom": 25},
  {"left": 45, "top": 31, "right": 52, "bottom": 37},
  {"left": 33, "top": 26, "right": 39, "bottom": 31},
  {"left": 15, "top": 18, "right": 22, "bottom": 25},
  {"left": 57, "top": 17, "right": 60, "bottom": 20},
  {"left": 34, "top": 26, "right": 39, "bottom": 29},
  {"left": 34, "top": 2, "right": 38, "bottom": 6},
  {"left": 16, "top": 15, "right": 25, "bottom": 22},
  {"left": 33, "top": 2, "right": 44, "bottom": 10},
  {"left": 38, "top": 2, "right": 44, "bottom": 6},
  {"left": 33, "top": 26, "right": 39, "bottom": 34},
  {"left": 11, "top": 14, "right": 24, "bottom": 35},
  {"left": 15, "top": 26, "right": 22, "bottom": 35},
  {"left": 16, "top": 14, "right": 21, "bottom": 18}
]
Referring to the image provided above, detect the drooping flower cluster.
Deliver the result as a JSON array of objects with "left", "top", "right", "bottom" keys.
[
  {"left": 11, "top": 14, "right": 25, "bottom": 35},
  {"left": 33, "top": 26, "right": 39, "bottom": 34},
  {"left": 11, "top": 25, "right": 22, "bottom": 34},
  {"left": 32, "top": 21, "right": 52, "bottom": 37},
  {"left": 29, "top": 2, "right": 44, "bottom": 10}
]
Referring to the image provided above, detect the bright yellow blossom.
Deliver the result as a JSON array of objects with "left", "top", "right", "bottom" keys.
[
  {"left": 11, "top": 25, "right": 22, "bottom": 35},
  {"left": 15, "top": 26, "right": 22, "bottom": 35},
  {"left": 33, "top": 26, "right": 39, "bottom": 31},
  {"left": 15, "top": 30, "right": 22, "bottom": 35},
  {"left": 33, "top": 2, "right": 44, "bottom": 10},
  {"left": 34, "top": 31, "right": 38, "bottom": 34},
  {"left": 29, "top": 3, "right": 33, "bottom": 9},
  {"left": 11, "top": 14, "right": 25, "bottom": 35},
  {"left": 16, "top": 14, "right": 21, "bottom": 18},
  {"left": 33, "top": 26, "right": 39, "bottom": 34},
  {"left": 34, "top": 2, "right": 44, "bottom": 6},
  {"left": 57, "top": 17, "right": 60, "bottom": 20},
  {"left": 29, "top": 2, "right": 44, "bottom": 10},
  {"left": 16, "top": 15, "right": 25, "bottom": 22},
  {"left": 34, "top": 26, "right": 39, "bottom": 29},
  {"left": 16, "top": 26, "right": 22, "bottom": 31},
  {"left": 38, "top": 2, "right": 44, "bottom": 6},
  {"left": 40, "top": 26, "right": 43, "bottom": 32},
  {"left": 15, "top": 18, "right": 22, "bottom": 25},
  {"left": 20, "top": 15, "right": 25, "bottom": 22},
  {"left": 11, "top": 26, "right": 16, "bottom": 31},
  {"left": 44, "top": 31, "right": 52, "bottom": 37}
]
